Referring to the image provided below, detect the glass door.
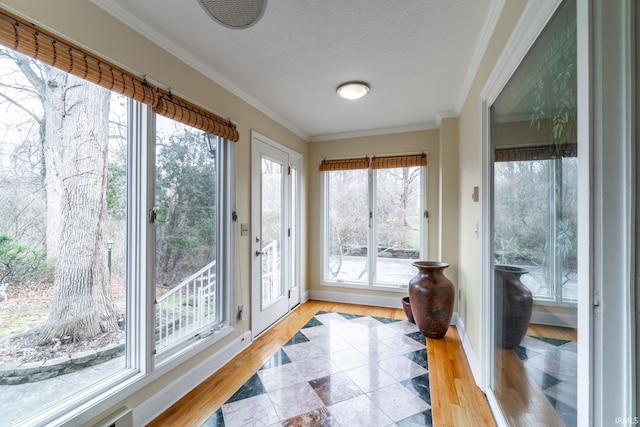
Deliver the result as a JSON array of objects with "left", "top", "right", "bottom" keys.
[
  {"left": 251, "top": 134, "right": 300, "bottom": 336},
  {"left": 489, "top": 1, "right": 579, "bottom": 426}
]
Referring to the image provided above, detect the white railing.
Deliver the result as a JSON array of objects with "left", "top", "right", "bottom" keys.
[
  {"left": 155, "top": 260, "right": 217, "bottom": 350},
  {"left": 261, "top": 240, "right": 280, "bottom": 305}
]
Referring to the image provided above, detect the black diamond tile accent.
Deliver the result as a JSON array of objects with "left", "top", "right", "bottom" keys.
[
  {"left": 372, "top": 316, "right": 399, "bottom": 324},
  {"left": 225, "top": 373, "right": 265, "bottom": 404},
  {"left": 401, "top": 373, "right": 431, "bottom": 405},
  {"left": 531, "top": 336, "right": 571, "bottom": 347},
  {"left": 396, "top": 409, "right": 433, "bottom": 426},
  {"left": 406, "top": 331, "right": 426, "bottom": 346},
  {"left": 404, "top": 348, "right": 429, "bottom": 370},
  {"left": 201, "top": 408, "right": 225, "bottom": 427},
  {"left": 337, "top": 313, "right": 361, "bottom": 320},
  {"left": 284, "top": 331, "right": 310, "bottom": 346},
  {"left": 546, "top": 396, "right": 577, "bottom": 427},
  {"left": 302, "top": 317, "right": 323, "bottom": 328},
  {"left": 514, "top": 345, "right": 540, "bottom": 361},
  {"left": 260, "top": 348, "right": 292, "bottom": 370},
  {"left": 524, "top": 365, "right": 561, "bottom": 390}
]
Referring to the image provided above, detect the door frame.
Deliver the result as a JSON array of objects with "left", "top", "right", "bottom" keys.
[{"left": 250, "top": 131, "right": 302, "bottom": 337}]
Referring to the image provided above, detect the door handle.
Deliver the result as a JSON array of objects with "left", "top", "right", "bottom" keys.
[{"left": 255, "top": 250, "right": 264, "bottom": 256}]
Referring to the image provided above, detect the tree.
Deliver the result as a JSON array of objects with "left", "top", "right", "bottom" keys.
[{"left": 0, "top": 48, "right": 120, "bottom": 342}]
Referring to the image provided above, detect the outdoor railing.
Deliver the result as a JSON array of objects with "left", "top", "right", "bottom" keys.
[
  {"left": 261, "top": 240, "right": 280, "bottom": 305},
  {"left": 155, "top": 260, "right": 217, "bottom": 350}
]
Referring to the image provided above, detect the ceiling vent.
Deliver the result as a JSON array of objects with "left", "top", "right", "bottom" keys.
[{"left": 198, "top": 0, "right": 267, "bottom": 29}]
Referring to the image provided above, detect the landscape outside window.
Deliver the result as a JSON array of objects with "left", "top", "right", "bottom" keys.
[
  {"left": 0, "top": 46, "right": 128, "bottom": 424},
  {"left": 324, "top": 163, "right": 424, "bottom": 287}
]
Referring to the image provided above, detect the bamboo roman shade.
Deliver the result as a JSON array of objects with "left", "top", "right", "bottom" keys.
[
  {"left": 0, "top": 9, "right": 239, "bottom": 142},
  {"left": 370, "top": 153, "right": 426, "bottom": 169},
  {"left": 319, "top": 153, "right": 426, "bottom": 171},
  {"left": 494, "top": 143, "right": 577, "bottom": 162},
  {"left": 319, "top": 157, "right": 369, "bottom": 171}
]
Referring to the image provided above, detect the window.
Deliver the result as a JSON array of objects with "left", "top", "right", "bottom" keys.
[
  {"left": 322, "top": 154, "right": 426, "bottom": 288},
  {"left": 154, "top": 117, "right": 225, "bottom": 357},
  {"left": 0, "top": 12, "right": 236, "bottom": 424}
]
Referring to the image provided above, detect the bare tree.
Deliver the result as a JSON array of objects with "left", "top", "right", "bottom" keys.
[{"left": 1, "top": 49, "right": 119, "bottom": 342}]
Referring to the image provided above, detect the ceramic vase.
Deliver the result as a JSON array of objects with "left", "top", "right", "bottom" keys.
[
  {"left": 495, "top": 265, "right": 533, "bottom": 349},
  {"left": 408, "top": 261, "right": 455, "bottom": 339},
  {"left": 401, "top": 297, "right": 415, "bottom": 324}
]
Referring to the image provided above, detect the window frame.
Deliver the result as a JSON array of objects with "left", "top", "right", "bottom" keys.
[
  {"left": 321, "top": 155, "right": 427, "bottom": 291},
  {"left": 20, "top": 102, "right": 236, "bottom": 427}
]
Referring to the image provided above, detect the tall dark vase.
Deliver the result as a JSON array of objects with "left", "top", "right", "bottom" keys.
[
  {"left": 409, "top": 261, "right": 455, "bottom": 339},
  {"left": 495, "top": 265, "right": 533, "bottom": 349}
]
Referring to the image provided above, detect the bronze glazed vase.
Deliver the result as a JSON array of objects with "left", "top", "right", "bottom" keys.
[
  {"left": 494, "top": 265, "right": 533, "bottom": 349},
  {"left": 409, "top": 261, "right": 455, "bottom": 339}
]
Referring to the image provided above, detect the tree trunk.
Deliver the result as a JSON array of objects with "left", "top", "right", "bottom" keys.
[{"left": 40, "top": 71, "right": 119, "bottom": 342}]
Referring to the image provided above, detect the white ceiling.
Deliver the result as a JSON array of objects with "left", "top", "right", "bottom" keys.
[{"left": 93, "top": 0, "right": 499, "bottom": 141}]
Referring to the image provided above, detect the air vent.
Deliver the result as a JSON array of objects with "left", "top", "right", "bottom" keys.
[{"left": 198, "top": 0, "right": 267, "bottom": 29}]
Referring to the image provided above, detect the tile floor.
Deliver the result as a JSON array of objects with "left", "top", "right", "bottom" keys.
[
  {"left": 516, "top": 335, "right": 577, "bottom": 427},
  {"left": 203, "top": 311, "right": 432, "bottom": 427}
]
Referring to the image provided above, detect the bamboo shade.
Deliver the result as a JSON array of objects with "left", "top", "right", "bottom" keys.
[
  {"left": 370, "top": 153, "right": 427, "bottom": 169},
  {"left": 154, "top": 92, "right": 239, "bottom": 142},
  {"left": 319, "top": 157, "right": 369, "bottom": 171},
  {"left": 0, "top": 9, "right": 239, "bottom": 142},
  {"left": 495, "top": 143, "right": 577, "bottom": 162}
]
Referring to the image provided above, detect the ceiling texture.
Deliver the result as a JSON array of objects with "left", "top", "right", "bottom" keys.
[{"left": 93, "top": 0, "right": 500, "bottom": 141}]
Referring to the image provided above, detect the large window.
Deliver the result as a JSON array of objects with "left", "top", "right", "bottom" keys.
[
  {"left": 322, "top": 154, "right": 426, "bottom": 288},
  {"left": 0, "top": 28, "right": 235, "bottom": 425}
]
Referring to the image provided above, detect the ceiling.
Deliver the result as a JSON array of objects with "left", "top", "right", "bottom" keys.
[{"left": 93, "top": 0, "right": 499, "bottom": 141}]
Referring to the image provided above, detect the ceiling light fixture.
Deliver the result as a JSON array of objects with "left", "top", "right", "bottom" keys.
[{"left": 337, "top": 82, "right": 370, "bottom": 100}]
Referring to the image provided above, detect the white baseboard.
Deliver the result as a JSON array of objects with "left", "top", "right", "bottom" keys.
[
  {"left": 531, "top": 310, "right": 577, "bottom": 328},
  {"left": 134, "top": 330, "right": 253, "bottom": 426},
  {"left": 308, "top": 289, "right": 403, "bottom": 309},
  {"left": 451, "top": 312, "right": 482, "bottom": 388}
]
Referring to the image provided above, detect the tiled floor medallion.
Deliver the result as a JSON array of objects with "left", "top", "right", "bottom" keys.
[{"left": 203, "top": 311, "right": 432, "bottom": 427}]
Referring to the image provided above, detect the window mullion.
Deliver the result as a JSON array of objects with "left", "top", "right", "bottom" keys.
[{"left": 369, "top": 167, "right": 375, "bottom": 286}]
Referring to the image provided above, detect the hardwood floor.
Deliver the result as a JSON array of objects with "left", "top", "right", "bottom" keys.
[{"left": 148, "top": 300, "right": 494, "bottom": 426}]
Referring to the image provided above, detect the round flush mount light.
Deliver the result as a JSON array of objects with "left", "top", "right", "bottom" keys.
[{"left": 337, "top": 82, "right": 370, "bottom": 100}]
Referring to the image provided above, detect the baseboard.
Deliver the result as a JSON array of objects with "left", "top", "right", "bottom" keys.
[
  {"left": 531, "top": 310, "right": 577, "bottom": 328},
  {"left": 133, "top": 330, "right": 253, "bottom": 426},
  {"left": 308, "top": 289, "right": 403, "bottom": 309},
  {"left": 451, "top": 312, "right": 482, "bottom": 388}
]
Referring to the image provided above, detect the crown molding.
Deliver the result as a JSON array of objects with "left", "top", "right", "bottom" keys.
[
  {"left": 91, "top": 0, "right": 310, "bottom": 141},
  {"left": 308, "top": 122, "right": 439, "bottom": 142}
]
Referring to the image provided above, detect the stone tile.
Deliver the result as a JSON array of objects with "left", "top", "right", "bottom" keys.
[
  {"left": 221, "top": 393, "right": 279, "bottom": 427},
  {"left": 226, "top": 373, "right": 265, "bottom": 403},
  {"left": 269, "top": 382, "right": 325, "bottom": 420},
  {"left": 378, "top": 355, "right": 428, "bottom": 382},
  {"left": 201, "top": 408, "right": 224, "bottom": 427},
  {"left": 343, "top": 363, "right": 396, "bottom": 393},
  {"left": 309, "top": 372, "right": 363, "bottom": 406},
  {"left": 401, "top": 373, "right": 431, "bottom": 404},
  {"left": 281, "top": 407, "right": 339, "bottom": 427},
  {"left": 327, "top": 394, "right": 393, "bottom": 427},
  {"left": 403, "top": 349, "right": 428, "bottom": 370},
  {"left": 367, "top": 382, "right": 431, "bottom": 422},
  {"left": 329, "top": 348, "right": 371, "bottom": 371},
  {"left": 381, "top": 334, "right": 426, "bottom": 354},
  {"left": 260, "top": 348, "right": 292, "bottom": 370},
  {"left": 284, "top": 331, "right": 310, "bottom": 346},
  {"left": 396, "top": 409, "right": 433, "bottom": 427}
]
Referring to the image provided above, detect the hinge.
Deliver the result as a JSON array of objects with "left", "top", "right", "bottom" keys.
[
  {"left": 288, "top": 166, "right": 291, "bottom": 175},
  {"left": 424, "top": 210, "right": 429, "bottom": 218},
  {"left": 288, "top": 289, "right": 291, "bottom": 298},
  {"left": 288, "top": 228, "right": 291, "bottom": 237},
  {"left": 232, "top": 211, "right": 238, "bottom": 221}
]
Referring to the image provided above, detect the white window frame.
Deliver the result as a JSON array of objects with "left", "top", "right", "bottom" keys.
[
  {"left": 23, "top": 101, "right": 236, "bottom": 426},
  {"left": 321, "top": 157, "right": 428, "bottom": 291}
]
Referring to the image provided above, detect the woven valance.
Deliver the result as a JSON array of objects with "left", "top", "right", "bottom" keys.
[
  {"left": 371, "top": 153, "right": 426, "bottom": 169},
  {"left": 154, "top": 92, "right": 239, "bottom": 142},
  {"left": 319, "top": 157, "right": 369, "bottom": 171},
  {"left": 495, "top": 143, "right": 577, "bottom": 162},
  {"left": 0, "top": 8, "right": 239, "bottom": 142}
]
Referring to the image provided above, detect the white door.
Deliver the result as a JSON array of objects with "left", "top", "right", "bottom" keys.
[{"left": 251, "top": 133, "right": 301, "bottom": 336}]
